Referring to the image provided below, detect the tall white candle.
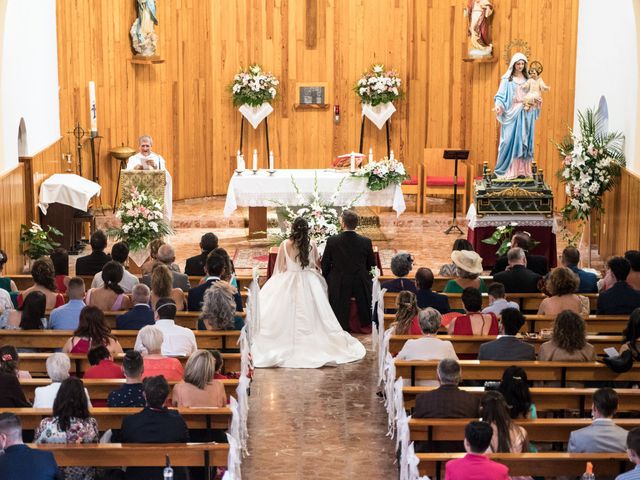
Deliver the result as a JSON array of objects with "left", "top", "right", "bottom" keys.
[
  {"left": 269, "top": 151, "right": 274, "bottom": 170},
  {"left": 368, "top": 147, "right": 373, "bottom": 163},
  {"left": 350, "top": 153, "right": 355, "bottom": 173},
  {"left": 252, "top": 149, "right": 258, "bottom": 171},
  {"left": 390, "top": 149, "right": 395, "bottom": 161},
  {"left": 89, "top": 81, "right": 97, "bottom": 133},
  {"left": 236, "top": 150, "right": 244, "bottom": 171}
]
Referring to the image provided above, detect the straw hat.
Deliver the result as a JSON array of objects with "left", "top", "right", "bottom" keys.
[{"left": 450, "top": 250, "right": 483, "bottom": 275}]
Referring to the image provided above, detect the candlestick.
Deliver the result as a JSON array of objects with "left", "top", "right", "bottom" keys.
[
  {"left": 252, "top": 149, "right": 258, "bottom": 171},
  {"left": 350, "top": 153, "right": 355, "bottom": 173},
  {"left": 368, "top": 147, "right": 373, "bottom": 164},
  {"left": 89, "top": 81, "right": 97, "bottom": 134},
  {"left": 269, "top": 150, "right": 274, "bottom": 171}
]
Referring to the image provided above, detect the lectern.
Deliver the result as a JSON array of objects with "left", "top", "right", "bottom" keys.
[{"left": 443, "top": 149, "right": 469, "bottom": 235}]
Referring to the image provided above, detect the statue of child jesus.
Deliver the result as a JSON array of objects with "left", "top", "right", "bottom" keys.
[{"left": 523, "top": 63, "right": 550, "bottom": 111}]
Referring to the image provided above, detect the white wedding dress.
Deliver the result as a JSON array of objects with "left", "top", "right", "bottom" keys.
[{"left": 251, "top": 240, "right": 366, "bottom": 368}]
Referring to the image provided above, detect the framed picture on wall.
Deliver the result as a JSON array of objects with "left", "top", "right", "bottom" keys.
[{"left": 295, "top": 83, "right": 329, "bottom": 109}]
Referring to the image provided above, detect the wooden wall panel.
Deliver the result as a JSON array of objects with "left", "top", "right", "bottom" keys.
[
  {"left": 56, "top": 0, "right": 579, "bottom": 206},
  {"left": 599, "top": 169, "right": 640, "bottom": 259},
  {"left": 0, "top": 164, "right": 27, "bottom": 274}
]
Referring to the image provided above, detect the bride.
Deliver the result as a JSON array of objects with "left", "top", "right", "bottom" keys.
[{"left": 251, "top": 217, "right": 366, "bottom": 368}]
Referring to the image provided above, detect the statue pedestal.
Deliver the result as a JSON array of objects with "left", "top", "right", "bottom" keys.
[{"left": 130, "top": 55, "right": 165, "bottom": 65}]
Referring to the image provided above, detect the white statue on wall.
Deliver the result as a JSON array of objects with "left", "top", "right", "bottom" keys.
[
  {"left": 130, "top": 0, "right": 158, "bottom": 57},
  {"left": 465, "top": 0, "right": 494, "bottom": 58}
]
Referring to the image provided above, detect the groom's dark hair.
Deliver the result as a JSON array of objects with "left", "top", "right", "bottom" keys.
[{"left": 342, "top": 210, "right": 359, "bottom": 230}]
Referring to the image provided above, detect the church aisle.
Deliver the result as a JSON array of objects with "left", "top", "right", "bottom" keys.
[{"left": 242, "top": 335, "right": 397, "bottom": 479}]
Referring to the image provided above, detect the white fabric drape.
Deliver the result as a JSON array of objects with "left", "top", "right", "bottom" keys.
[
  {"left": 239, "top": 102, "right": 274, "bottom": 129},
  {"left": 362, "top": 102, "right": 396, "bottom": 130}
]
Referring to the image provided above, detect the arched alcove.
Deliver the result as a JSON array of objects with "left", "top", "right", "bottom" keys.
[{"left": 17, "top": 117, "right": 26, "bottom": 156}]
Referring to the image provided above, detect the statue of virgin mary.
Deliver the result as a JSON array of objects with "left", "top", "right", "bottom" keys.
[
  {"left": 130, "top": 0, "right": 158, "bottom": 57},
  {"left": 493, "top": 53, "right": 541, "bottom": 179}
]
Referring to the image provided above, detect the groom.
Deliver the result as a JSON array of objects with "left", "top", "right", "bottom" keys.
[{"left": 322, "top": 210, "right": 376, "bottom": 333}]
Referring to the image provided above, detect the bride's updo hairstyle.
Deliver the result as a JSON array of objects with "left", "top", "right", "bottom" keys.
[{"left": 290, "top": 217, "right": 310, "bottom": 268}]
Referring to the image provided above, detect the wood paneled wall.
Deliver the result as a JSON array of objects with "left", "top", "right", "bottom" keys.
[
  {"left": 56, "top": 0, "right": 578, "bottom": 205},
  {"left": 0, "top": 164, "right": 27, "bottom": 274},
  {"left": 599, "top": 168, "right": 640, "bottom": 259}
]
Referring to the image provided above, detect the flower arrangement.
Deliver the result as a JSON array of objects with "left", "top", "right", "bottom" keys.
[
  {"left": 555, "top": 107, "right": 625, "bottom": 222},
  {"left": 19, "top": 222, "right": 62, "bottom": 259},
  {"left": 230, "top": 64, "right": 279, "bottom": 107},
  {"left": 355, "top": 157, "right": 408, "bottom": 191},
  {"left": 354, "top": 64, "right": 402, "bottom": 106},
  {"left": 109, "top": 185, "right": 172, "bottom": 252},
  {"left": 481, "top": 223, "right": 540, "bottom": 256}
]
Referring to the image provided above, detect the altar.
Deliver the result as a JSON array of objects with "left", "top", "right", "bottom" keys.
[{"left": 223, "top": 169, "right": 406, "bottom": 238}]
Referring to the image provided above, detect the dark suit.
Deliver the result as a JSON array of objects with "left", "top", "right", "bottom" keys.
[
  {"left": 142, "top": 270, "right": 190, "bottom": 292},
  {"left": 416, "top": 289, "right": 451, "bottom": 314},
  {"left": 493, "top": 265, "right": 541, "bottom": 293},
  {"left": 568, "top": 265, "right": 598, "bottom": 293},
  {"left": 491, "top": 252, "right": 548, "bottom": 276},
  {"left": 0, "top": 444, "right": 60, "bottom": 480},
  {"left": 321, "top": 230, "right": 376, "bottom": 331},
  {"left": 184, "top": 252, "right": 208, "bottom": 276},
  {"left": 75, "top": 251, "right": 111, "bottom": 276},
  {"left": 478, "top": 336, "right": 536, "bottom": 361},
  {"left": 116, "top": 407, "right": 189, "bottom": 480},
  {"left": 116, "top": 304, "right": 155, "bottom": 330},
  {"left": 597, "top": 281, "right": 640, "bottom": 315},
  {"left": 187, "top": 277, "right": 243, "bottom": 313},
  {"left": 380, "top": 278, "right": 417, "bottom": 294}
]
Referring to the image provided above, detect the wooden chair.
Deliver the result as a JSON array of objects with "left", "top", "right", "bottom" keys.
[
  {"left": 423, "top": 148, "right": 468, "bottom": 214},
  {"left": 400, "top": 164, "right": 424, "bottom": 213}
]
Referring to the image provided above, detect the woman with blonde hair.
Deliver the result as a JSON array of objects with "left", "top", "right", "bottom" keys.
[
  {"left": 171, "top": 349, "right": 226, "bottom": 407},
  {"left": 150, "top": 263, "right": 186, "bottom": 311},
  {"left": 134, "top": 325, "right": 184, "bottom": 380},
  {"left": 393, "top": 291, "right": 422, "bottom": 335},
  {"left": 537, "top": 267, "right": 589, "bottom": 316}
]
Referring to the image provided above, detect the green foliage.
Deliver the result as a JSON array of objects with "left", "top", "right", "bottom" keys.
[{"left": 19, "top": 222, "right": 62, "bottom": 259}]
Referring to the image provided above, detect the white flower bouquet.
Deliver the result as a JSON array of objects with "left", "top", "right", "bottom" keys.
[
  {"left": 230, "top": 64, "right": 279, "bottom": 107},
  {"left": 356, "top": 157, "right": 408, "bottom": 191},
  {"left": 109, "top": 185, "right": 172, "bottom": 252},
  {"left": 353, "top": 64, "right": 402, "bottom": 106},
  {"left": 555, "top": 107, "right": 625, "bottom": 221}
]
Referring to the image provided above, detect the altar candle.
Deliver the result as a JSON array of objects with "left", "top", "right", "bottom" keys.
[
  {"left": 350, "top": 152, "right": 356, "bottom": 173},
  {"left": 269, "top": 151, "right": 274, "bottom": 170},
  {"left": 236, "top": 150, "right": 245, "bottom": 171},
  {"left": 252, "top": 149, "right": 258, "bottom": 171},
  {"left": 390, "top": 149, "right": 395, "bottom": 161},
  {"left": 89, "top": 81, "right": 97, "bottom": 133},
  {"left": 368, "top": 147, "right": 373, "bottom": 164}
]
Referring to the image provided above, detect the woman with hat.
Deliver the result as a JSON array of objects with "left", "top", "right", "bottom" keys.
[{"left": 443, "top": 250, "right": 487, "bottom": 293}]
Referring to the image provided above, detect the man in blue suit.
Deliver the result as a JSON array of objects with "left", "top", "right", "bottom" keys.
[
  {"left": 116, "top": 284, "right": 155, "bottom": 330},
  {"left": 598, "top": 256, "right": 640, "bottom": 315},
  {"left": 561, "top": 246, "right": 598, "bottom": 293},
  {"left": 188, "top": 252, "right": 243, "bottom": 314},
  {"left": 0, "top": 413, "right": 60, "bottom": 480}
]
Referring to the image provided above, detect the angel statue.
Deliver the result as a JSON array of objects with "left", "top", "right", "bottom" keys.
[
  {"left": 130, "top": 0, "right": 158, "bottom": 57},
  {"left": 465, "top": 0, "right": 494, "bottom": 58}
]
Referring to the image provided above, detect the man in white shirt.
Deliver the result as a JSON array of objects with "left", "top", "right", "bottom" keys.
[
  {"left": 134, "top": 297, "right": 197, "bottom": 356},
  {"left": 125, "top": 134, "right": 172, "bottom": 220},
  {"left": 91, "top": 242, "right": 139, "bottom": 293}
]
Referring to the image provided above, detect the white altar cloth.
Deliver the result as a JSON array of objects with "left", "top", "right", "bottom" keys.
[
  {"left": 223, "top": 169, "right": 406, "bottom": 217},
  {"left": 466, "top": 203, "right": 558, "bottom": 233},
  {"left": 38, "top": 174, "right": 101, "bottom": 214}
]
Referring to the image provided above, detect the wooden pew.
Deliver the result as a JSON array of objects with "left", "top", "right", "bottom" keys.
[
  {"left": 402, "top": 386, "right": 640, "bottom": 414},
  {"left": 395, "top": 360, "right": 640, "bottom": 386},
  {"left": 2, "top": 407, "right": 232, "bottom": 430},
  {"left": 20, "top": 378, "right": 240, "bottom": 402},
  {"left": 416, "top": 452, "right": 630, "bottom": 480},
  {"left": 18, "top": 353, "right": 241, "bottom": 377},
  {"left": 388, "top": 334, "right": 622, "bottom": 356}
]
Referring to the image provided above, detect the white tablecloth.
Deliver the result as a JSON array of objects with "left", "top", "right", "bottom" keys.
[
  {"left": 466, "top": 203, "right": 558, "bottom": 233},
  {"left": 38, "top": 174, "right": 101, "bottom": 214},
  {"left": 223, "top": 169, "right": 406, "bottom": 217}
]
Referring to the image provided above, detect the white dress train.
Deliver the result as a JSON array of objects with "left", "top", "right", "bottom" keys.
[{"left": 251, "top": 240, "right": 366, "bottom": 368}]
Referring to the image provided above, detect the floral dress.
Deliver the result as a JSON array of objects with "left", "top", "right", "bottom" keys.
[{"left": 34, "top": 416, "right": 99, "bottom": 480}]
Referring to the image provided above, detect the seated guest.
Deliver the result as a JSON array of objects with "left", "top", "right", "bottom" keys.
[
  {"left": 84, "top": 345, "right": 125, "bottom": 379},
  {"left": 116, "top": 284, "right": 155, "bottom": 330},
  {"left": 211, "top": 349, "right": 228, "bottom": 379},
  {"left": 617, "top": 427, "right": 640, "bottom": 480},
  {"left": 391, "top": 291, "right": 421, "bottom": 335},
  {"left": 0, "top": 249, "right": 18, "bottom": 293},
  {"left": 91, "top": 241, "right": 139, "bottom": 293},
  {"left": 50, "top": 247, "right": 70, "bottom": 294},
  {"left": 85, "top": 261, "right": 133, "bottom": 311},
  {"left": 415, "top": 267, "right": 450, "bottom": 314},
  {"left": 478, "top": 308, "right": 535, "bottom": 361},
  {"left": 62, "top": 306, "right": 124, "bottom": 356},
  {"left": 115, "top": 375, "right": 190, "bottom": 480},
  {"left": 381, "top": 253, "right": 417, "bottom": 293},
  {"left": 0, "top": 288, "right": 12, "bottom": 314},
  {"left": 6, "top": 290, "right": 47, "bottom": 330},
  {"left": 396, "top": 308, "right": 457, "bottom": 386},
  {"left": 480, "top": 391, "right": 530, "bottom": 454},
  {"left": 561, "top": 246, "right": 598, "bottom": 293},
  {"left": 134, "top": 325, "right": 184, "bottom": 380},
  {"left": 212, "top": 247, "right": 238, "bottom": 288},
  {"left": 49, "top": 276, "right": 86, "bottom": 330},
  {"left": 172, "top": 350, "right": 227, "bottom": 407},
  {"left": 147, "top": 298, "right": 196, "bottom": 356},
  {"left": 149, "top": 264, "right": 186, "bottom": 311},
  {"left": 142, "top": 239, "right": 171, "bottom": 275},
  {"left": 185, "top": 232, "right": 219, "bottom": 276},
  {"left": 491, "top": 231, "right": 549, "bottom": 276},
  {"left": 0, "top": 413, "right": 59, "bottom": 480},
  {"left": 598, "top": 256, "right": 640, "bottom": 315},
  {"left": 108, "top": 350, "right": 146, "bottom": 407},
  {"left": 537, "top": 267, "right": 589, "bottom": 316},
  {"left": 75, "top": 229, "right": 111, "bottom": 276},
  {"left": 17, "top": 259, "right": 64, "bottom": 309},
  {"left": 34, "top": 377, "right": 99, "bottom": 480},
  {"left": 443, "top": 250, "right": 487, "bottom": 293},
  {"left": 499, "top": 366, "right": 537, "bottom": 419},
  {"left": 439, "top": 239, "right": 475, "bottom": 277},
  {"left": 620, "top": 308, "right": 640, "bottom": 358},
  {"left": 33, "top": 353, "right": 92, "bottom": 408},
  {"left": 448, "top": 287, "right": 498, "bottom": 336},
  {"left": 200, "top": 281, "right": 244, "bottom": 330},
  {"left": 538, "top": 310, "right": 595, "bottom": 362},
  {"left": 482, "top": 282, "right": 519, "bottom": 316},
  {"left": 444, "top": 420, "right": 510, "bottom": 480},
  {"left": 626, "top": 250, "right": 640, "bottom": 291},
  {"left": 568, "top": 387, "right": 628, "bottom": 452},
  {"left": 0, "top": 345, "right": 31, "bottom": 379},
  {"left": 493, "top": 247, "right": 542, "bottom": 293},
  {"left": 143, "top": 244, "right": 190, "bottom": 291},
  {"left": 188, "top": 252, "right": 243, "bottom": 313}
]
